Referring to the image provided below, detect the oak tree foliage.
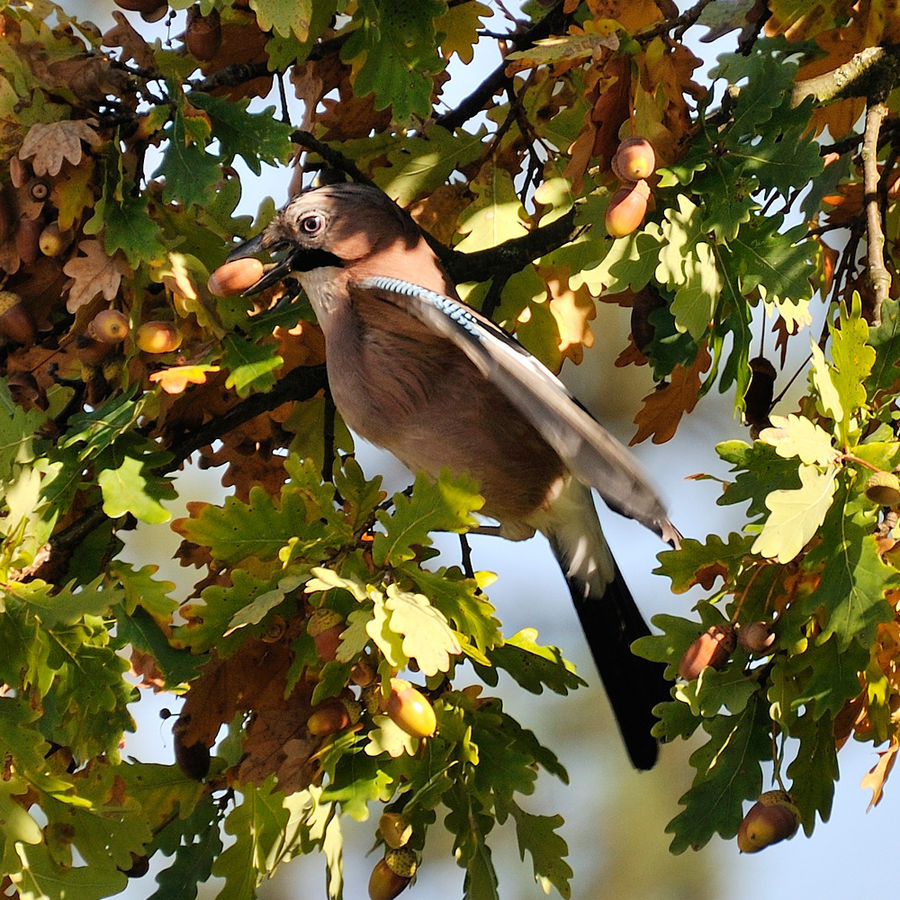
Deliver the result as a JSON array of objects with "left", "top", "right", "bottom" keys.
[{"left": 2, "top": 0, "right": 900, "bottom": 895}]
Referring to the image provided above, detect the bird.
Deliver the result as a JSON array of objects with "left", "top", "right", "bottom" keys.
[{"left": 225, "top": 181, "right": 679, "bottom": 769}]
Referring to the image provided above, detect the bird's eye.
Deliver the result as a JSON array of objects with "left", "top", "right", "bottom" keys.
[{"left": 300, "top": 214, "right": 324, "bottom": 235}]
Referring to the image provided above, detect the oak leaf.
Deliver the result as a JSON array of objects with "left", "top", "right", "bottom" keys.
[
  {"left": 101, "top": 10, "right": 155, "bottom": 69},
  {"left": 631, "top": 344, "right": 711, "bottom": 444},
  {"left": 540, "top": 264, "right": 596, "bottom": 364},
  {"left": 149, "top": 365, "right": 220, "bottom": 395},
  {"left": 62, "top": 239, "right": 129, "bottom": 312},
  {"left": 18, "top": 118, "right": 101, "bottom": 177},
  {"left": 861, "top": 735, "right": 899, "bottom": 811}
]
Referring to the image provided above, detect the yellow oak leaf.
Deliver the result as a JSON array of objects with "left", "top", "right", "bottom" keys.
[
  {"left": 752, "top": 464, "right": 838, "bottom": 564},
  {"left": 149, "top": 365, "right": 220, "bottom": 395}
]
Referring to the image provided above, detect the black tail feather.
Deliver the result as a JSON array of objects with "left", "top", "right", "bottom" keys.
[{"left": 563, "top": 561, "right": 669, "bottom": 769}]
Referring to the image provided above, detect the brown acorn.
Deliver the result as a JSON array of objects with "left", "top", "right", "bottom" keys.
[
  {"left": 630, "top": 286, "right": 666, "bottom": 353},
  {"left": 865, "top": 471, "right": 900, "bottom": 507},
  {"left": 368, "top": 848, "right": 417, "bottom": 900},
  {"left": 736, "top": 621, "right": 775, "bottom": 655},
  {"left": 744, "top": 356, "right": 776, "bottom": 433},
  {"left": 0, "top": 290, "right": 35, "bottom": 344},
  {"left": 0, "top": 190, "right": 12, "bottom": 244},
  {"left": 307, "top": 699, "right": 351, "bottom": 736},
  {"left": 15, "top": 217, "right": 42, "bottom": 266},
  {"left": 308, "top": 608, "right": 344, "bottom": 662},
  {"left": 114, "top": 0, "right": 167, "bottom": 12},
  {"left": 678, "top": 624, "right": 736, "bottom": 680},
  {"left": 737, "top": 790, "right": 800, "bottom": 853},
  {"left": 611, "top": 137, "right": 656, "bottom": 182},
  {"left": 605, "top": 179, "right": 650, "bottom": 237},
  {"left": 185, "top": 7, "right": 222, "bottom": 60},
  {"left": 207, "top": 256, "right": 264, "bottom": 295}
]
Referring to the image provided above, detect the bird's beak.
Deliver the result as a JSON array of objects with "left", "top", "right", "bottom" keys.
[
  {"left": 226, "top": 234, "right": 299, "bottom": 296},
  {"left": 226, "top": 235, "right": 344, "bottom": 296}
]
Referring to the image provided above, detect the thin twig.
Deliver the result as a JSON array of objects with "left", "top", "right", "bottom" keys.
[
  {"left": 289, "top": 130, "right": 372, "bottom": 185},
  {"left": 636, "top": 0, "right": 716, "bottom": 43}
]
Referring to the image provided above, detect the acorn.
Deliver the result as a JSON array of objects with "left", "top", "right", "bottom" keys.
[
  {"left": 865, "top": 471, "right": 900, "bottom": 507},
  {"left": 611, "top": 137, "right": 656, "bottom": 182},
  {"left": 307, "top": 697, "right": 361, "bottom": 736},
  {"left": 207, "top": 256, "right": 264, "bottom": 295},
  {"left": 605, "top": 180, "right": 650, "bottom": 237},
  {"left": 0, "top": 190, "right": 12, "bottom": 244},
  {"left": 136, "top": 320, "right": 182, "bottom": 354},
  {"left": 0, "top": 290, "right": 35, "bottom": 344},
  {"left": 351, "top": 655, "right": 377, "bottom": 687},
  {"left": 89, "top": 309, "right": 130, "bottom": 343},
  {"left": 744, "top": 356, "right": 777, "bottom": 433},
  {"left": 678, "top": 624, "right": 736, "bottom": 680},
  {"left": 38, "top": 221, "right": 74, "bottom": 258},
  {"left": 630, "top": 286, "right": 665, "bottom": 353},
  {"left": 308, "top": 608, "right": 344, "bottom": 662},
  {"left": 378, "top": 812, "right": 413, "bottom": 849},
  {"left": 185, "top": 7, "right": 222, "bottom": 60},
  {"left": 368, "top": 848, "right": 417, "bottom": 900},
  {"left": 119, "top": 852, "right": 151, "bottom": 877},
  {"left": 28, "top": 179, "right": 49, "bottom": 202},
  {"left": 114, "top": 0, "right": 167, "bottom": 13},
  {"left": 15, "top": 217, "right": 42, "bottom": 265},
  {"left": 385, "top": 679, "right": 436, "bottom": 739},
  {"left": 736, "top": 621, "right": 775, "bottom": 655},
  {"left": 737, "top": 790, "right": 800, "bottom": 853}
]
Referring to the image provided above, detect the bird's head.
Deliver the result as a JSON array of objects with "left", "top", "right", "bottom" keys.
[{"left": 226, "top": 182, "right": 424, "bottom": 295}]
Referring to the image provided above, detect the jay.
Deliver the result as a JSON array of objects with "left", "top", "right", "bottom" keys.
[{"left": 227, "top": 182, "right": 678, "bottom": 769}]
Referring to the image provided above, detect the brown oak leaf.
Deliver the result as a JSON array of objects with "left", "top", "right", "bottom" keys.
[
  {"left": 861, "top": 735, "right": 899, "bottom": 811},
  {"left": 18, "top": 119, "right": 101, "bottom": 178},
  {"left": 630, "top": 343, "right": 711, "bottom": 445},
  {"left": 102, "top": 11, "right": 156, "bottom": 69},
  {"left": 62, "top": 239, "right": 129, "bottom": 312}
]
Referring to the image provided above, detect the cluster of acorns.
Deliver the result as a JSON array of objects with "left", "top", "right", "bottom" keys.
[
  {"left": 114, "top": 0, "right": 223, "bottom": 60},
  {"left": 605, "top": 137, "right": 656, "bottom": 238},
  {"left": 307, "top": 609, "right": 436, "bottom": 899}
]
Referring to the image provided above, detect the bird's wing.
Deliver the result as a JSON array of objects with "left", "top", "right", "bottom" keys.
[{"left": 354, "top": 276, "right": 678, "bottom": 545}]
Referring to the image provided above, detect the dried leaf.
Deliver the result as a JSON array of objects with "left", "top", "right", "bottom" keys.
[
  {"left": 631, "top": 344, "right": 711, "bottom": 444},
  {"left": 861, "top": 736, "right": 899, "bottom": 811},
  {"left": 18, "top": 118, "right": 101, "bottom": 177},
  {"left": 62, "top": 239, "right": 129, "bottom": 312},
  {"left": 102, "top": 10, "right": 155, "bottom": 69}
]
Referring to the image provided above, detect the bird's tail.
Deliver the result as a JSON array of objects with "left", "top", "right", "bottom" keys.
[{"left": 541, "top": 481, "right": 670, "bottom": 770}]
